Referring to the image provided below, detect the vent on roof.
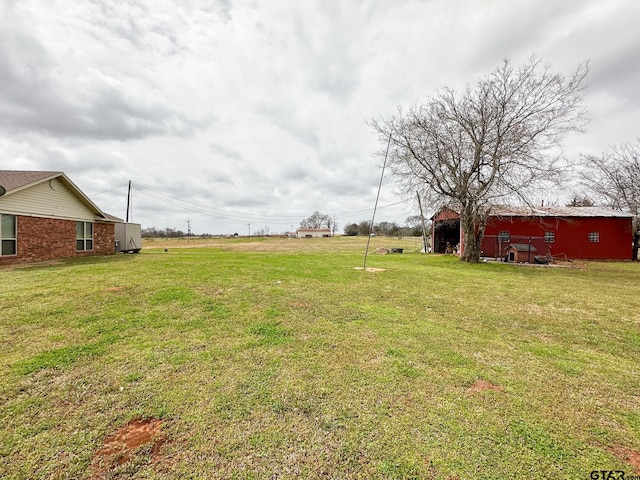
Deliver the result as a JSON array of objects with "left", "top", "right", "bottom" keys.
[{"left": 0, "top": 185, "right": 5, "bottom": 196}]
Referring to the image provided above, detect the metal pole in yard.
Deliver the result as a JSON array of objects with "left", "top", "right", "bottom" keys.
[
  {"left": 364, "top": 133, "right": 392, "bottom": 270},
  {"left": 417, "top": 192, "right": 428, "bottom": 253}
]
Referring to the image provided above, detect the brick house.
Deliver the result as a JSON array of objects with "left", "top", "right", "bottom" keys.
[{"left": 0, "top": 171, "right": 122, "bottom": 265}]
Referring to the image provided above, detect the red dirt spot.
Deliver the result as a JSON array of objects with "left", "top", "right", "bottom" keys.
[
  {"left": 91, "top": 418, "right": 165, "bottom": 478},
  {"left": 467, "top": 379, "right": 502, "bottom": 393},
  {"left": 608, "top": 445, "right": 640, "bottom": 474}
]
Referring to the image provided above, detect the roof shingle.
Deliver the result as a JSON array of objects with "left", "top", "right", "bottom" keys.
[{"left": 0, "top": 170, "right": 62, "bottom": 193}]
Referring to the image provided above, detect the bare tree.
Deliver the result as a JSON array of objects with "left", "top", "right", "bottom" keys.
[
  {"left": 581, "top": 141, "right": 640, "bottom": 260},
  {"left": 372, "top": 58, "right": 588, "bottom": 262},
  {"left": 566, "top": 196, "right": 595, "bottom": 207},
  {"left": 344, "top": 223, "right": 359, "bottom": 236},
  {"left": 329, "top": 216, "right": 338, "bottom": 235},
  {"left": 405, "top": 215, "right": 424, "bottom": 237},
  {"left": 300, "top": 211, "right": 332, "bottom": 229},
  {"left": 357, "top": 220, "right": 372, "bottom": 236}
]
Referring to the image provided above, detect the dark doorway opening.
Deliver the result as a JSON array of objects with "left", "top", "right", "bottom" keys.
[{"left": 433, "top": 219, "right": 460, "bottom": 253}]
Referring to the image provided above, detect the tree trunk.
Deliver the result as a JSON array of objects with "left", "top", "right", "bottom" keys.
[
  {"left": 633, "top": 232, "right": 639, "bottom": 262},
  {"left": 459, "top": 203, "right": 486, "bottom": 263}
]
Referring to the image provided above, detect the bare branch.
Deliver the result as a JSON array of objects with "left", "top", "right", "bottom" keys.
[{"left": 371, "top": 57, "right": 589, "bottom": 262}]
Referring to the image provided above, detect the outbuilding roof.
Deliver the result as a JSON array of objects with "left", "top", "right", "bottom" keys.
[
  {"left": 433, "top": 205, "right": 634, "bottom": 220},
  {"left": 490, "top": 205, "right": 634, "bottom": 218},
  {"left": 506, "top": 243, "right": 538, "bottom": 252}
]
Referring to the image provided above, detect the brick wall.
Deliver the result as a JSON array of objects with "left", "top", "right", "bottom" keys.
[
  {"left": 93, "top": 222, "right": 115, "bottom": 256},
  {"left": 0, "top": 216, "right": 116, "bottom": 265}
]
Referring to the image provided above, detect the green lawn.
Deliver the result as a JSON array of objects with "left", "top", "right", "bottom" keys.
[{"left": 1, "top": 237, "right": 639, "bottom": 479}]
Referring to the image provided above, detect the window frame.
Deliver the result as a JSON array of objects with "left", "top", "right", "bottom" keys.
[
  {"left": 76, "top": 221, "right": 94, "bottom": 251},
  {"left": 588, "top": 231, "right": 600, "bottom": 243},
  {"left": 498, "top": 231, "right": 510, "bottom": 242},
  {"left": 544, "top": 231, "right": 555, "bottom": 243},
  {"left": 1, "top": 214, "right": 17, "bottom": 256}
]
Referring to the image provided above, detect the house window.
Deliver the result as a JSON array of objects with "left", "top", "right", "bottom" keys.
[
  {"left": 498, "top": 231, "right": 510, "bottom": 242},
  {"left": 544, "top": 231, "right": 555, "bottom": 243},
  {"left": 1, "top": 214, "right": 17, "bottom": 256},
  {"left": 588, "top": 231, "right": 599, "bottom": 243},
  {"left": 76, "top": 222, "right": 94, "bottom": 251}
]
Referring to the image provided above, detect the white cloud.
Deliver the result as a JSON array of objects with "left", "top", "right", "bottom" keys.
[{"left": 2, "top": 0, "right": 639, "bottom": 233}]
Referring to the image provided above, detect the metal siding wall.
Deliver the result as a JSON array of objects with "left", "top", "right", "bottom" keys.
[
  {"left": 0, "top": 181, "right": 95, "bottom": 221},
  {"left": 484, "top": 216, "right": 632, "bottom": 260},
  {"left": 555, "top": 217, "right": 632, "bottom": 260},
  {"left": 483, "top": 217, "right": 548, "bottom": 258}
]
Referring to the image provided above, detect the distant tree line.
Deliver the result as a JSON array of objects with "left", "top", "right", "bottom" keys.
[
  {"left": 299, "top": 211, "right": 427, "bottom": 237},
  {"left": 141, "top": 226, "right": 188, "bottom": 238},
  {"left": 343, "top": 216, "right": 426, "bottom": 237},
  {"left": 141, "top": 227, "right": 279, "bottom": 238},
  {"left": 140, "top": 215, "right": 433, "bottom": 240}
]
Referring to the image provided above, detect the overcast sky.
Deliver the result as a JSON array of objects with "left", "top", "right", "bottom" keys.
[{"left": 2, "top": 0, "right": 639, "bottom": 234}]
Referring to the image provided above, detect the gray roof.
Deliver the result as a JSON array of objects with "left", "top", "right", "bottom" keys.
[
  {"left": 0, "top": 170, "right": 62, "bottom": 193},
  {"left": 104, "top": 212, "right": 124, "bottom": 222},
  {"left": 490, "top": 205, "right": 634, "bottom": 218},
  {"left": 435, "top": 204, "right": 634, "bottom": 219},
  {"left": 507, "top": 243, "right": 538, "bottom": 252}
]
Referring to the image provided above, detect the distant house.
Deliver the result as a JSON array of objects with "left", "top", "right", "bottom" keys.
[
  {"left": 432, "top": 206, "right": 634, "bottom": 261},
  {"left": 0, "top": 170, "right": 122, "bottom": 265},
  {"left": 296, "top": 228, "right": 332, "bottom": 238}
]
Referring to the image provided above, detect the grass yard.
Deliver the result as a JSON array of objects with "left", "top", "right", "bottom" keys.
[{"left": 1, "top": 236, "right": 639, "bottom": 479}]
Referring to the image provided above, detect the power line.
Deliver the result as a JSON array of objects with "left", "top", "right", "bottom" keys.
[
  {"left": 88, "top": 183, "right": 129, "bottom": 196},
  {"left": 131, "top": 182, "right": 407, "bottom": 223},
  {"left": 88, "top": 180, "right": 410, "bottom": 227},
  {"left": 333, "top": 201, "right": 406, "bottom": 220}
]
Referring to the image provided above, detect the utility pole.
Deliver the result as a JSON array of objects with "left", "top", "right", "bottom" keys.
[
  {"left": 123, "top": 180, "right": 132, "bottom": 252},
  {"left": 247, "top": 223, "right": 251, "bottom": 237},
  {"left": 187, "top": 220, "right": 191, "bottom": 242},
  {"left": 125, "top": 180, "right": 132, "bottom": 223}
]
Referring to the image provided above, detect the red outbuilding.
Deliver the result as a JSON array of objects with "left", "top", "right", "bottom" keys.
[{"left": 432, "top": 206, "right": 635, "bottom": 261}]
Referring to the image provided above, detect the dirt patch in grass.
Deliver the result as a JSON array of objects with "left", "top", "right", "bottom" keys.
[
  {"left": 467, "top": 379, "right": 502, "bottom": 394},
  {"left": 104, "top": 286, "right": 125, "bottom": 292},
  {"left": 353, "top": 266, "right": 387, "bottom": 272},
  {"left": 608, "top": 445, "right": 640, "bottom": 474},
  {"left": 90, "top": 418, "right": 166, "bottom": 478}
]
